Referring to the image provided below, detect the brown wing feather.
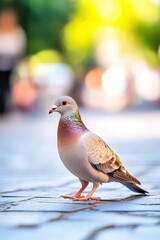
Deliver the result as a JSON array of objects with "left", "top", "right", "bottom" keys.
[
  {"left": 83, "top": 132, "right": 140, "bottom": 185},
  {"left": 94, "top": 154, "right": 126, "bottom": 174},
  {"left": 109, "top": 169, "right": 141, "bottom": 185},
  {"left": 83, "top": 132, "right": 126, "bottom": 173}
]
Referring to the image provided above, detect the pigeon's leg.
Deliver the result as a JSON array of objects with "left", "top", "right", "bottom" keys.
[
  {"left": 73, "top": 183, "right": 100, "bottom": 201},
  {"left": 75, "top": 180, "right": 89, "bottom": 198},
  {"left": 61, "top": 180, "right": 88, "bottom": 200}
]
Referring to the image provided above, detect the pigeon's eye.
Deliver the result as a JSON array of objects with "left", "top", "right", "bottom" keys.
[{"left": 62, "top": 101, "right": 67, "bottom": 106}]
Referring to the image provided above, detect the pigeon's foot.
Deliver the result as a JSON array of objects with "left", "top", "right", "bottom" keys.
[
  {"left": 89, "top": 196, "right": 101, "bottom": 201},
  {"left": 61, "top": 195, "right": 85, "bottom": 200},
  {"left": 61, "top": 195, "right": 75, "bottom": 200},
  {"left": 72, "top": 183, "right": 101, "bottom": 201},
  {"left": 73, "top": 196, "right": 101, "bottom": 201},
  {"left": 61, "top": 182, "right": 89, "bottom": 200}
]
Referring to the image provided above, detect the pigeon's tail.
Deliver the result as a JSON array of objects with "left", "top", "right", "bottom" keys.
[
  {"left": 109, "top": 169, "right": 148, "bottom": 194},
  {"left": 123, "top": 182, "right": 148, "bottom": 194}
]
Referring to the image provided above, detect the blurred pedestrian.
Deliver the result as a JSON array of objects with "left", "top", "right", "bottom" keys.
[{"left": 0, "top": 8, "right": 26, "bottom": 114}]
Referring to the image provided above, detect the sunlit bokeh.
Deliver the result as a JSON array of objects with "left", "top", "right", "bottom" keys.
[
  {"left": 133, "top": 64, "right": 160, "bottom": 101},
  {"left": 102, "top": 68, "right": 127, "bottom": 97},
  {"left": 0, "top": 0, "right": 160, "bottom": 112},
  {"left": 85, "top": 68, "right": 103, "bottom": 90},
  {"left": 12, "top": 80, "right": 37, "bottom": 109}
]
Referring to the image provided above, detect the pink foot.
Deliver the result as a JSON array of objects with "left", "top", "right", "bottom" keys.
[
  {"left": 89, "top": 196, "right": 101, "bottom": 201},
  {"left": 61, "top": 195, "right": 85, "bottom": 200},
  {"left": 61, "top": 195, "right": 75, "bottom": 199},
  {"left": 73, "top": 196, "right": 101, "bottom": 201}
]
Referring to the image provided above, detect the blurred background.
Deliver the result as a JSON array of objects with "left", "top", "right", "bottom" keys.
[
  {"left": 0, "top": 0, "right": 160, "bottom": 113},
  {"left": 0, "top": 0, "right": 160, "bottom": 180},
  {"left": 0, "top": 2, "right": 160, "bottom": 239}
]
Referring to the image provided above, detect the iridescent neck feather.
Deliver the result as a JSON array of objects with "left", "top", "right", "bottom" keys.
[{"left": 59, "top": 110, "right": 87, "bottom": 136}]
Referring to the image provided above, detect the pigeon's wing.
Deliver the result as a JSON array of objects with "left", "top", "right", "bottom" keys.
[
  {"left": 82, "top": 132, "right": 140, "bottom": 185},
  {"left": 83, "top": 132, "right": 125, "bottom": 173}
]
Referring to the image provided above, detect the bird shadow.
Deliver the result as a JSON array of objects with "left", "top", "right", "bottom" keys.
[{"left": 99, "top": 193, "right": 148, "bottom": 203}]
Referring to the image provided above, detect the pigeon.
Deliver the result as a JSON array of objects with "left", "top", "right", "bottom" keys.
[{"left": 49, "top": 96, "right": 148, "bottom": 201}]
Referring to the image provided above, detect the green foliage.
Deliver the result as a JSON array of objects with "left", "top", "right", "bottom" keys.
[
  {"left": 0, "top": 0, "right": 160, "bottom": 71},
  {"left": 62, "top": 0, "right": 160, "bottom": 69},
  {"left": 0, "top": 0, "right": 75, "bottom": 54}
]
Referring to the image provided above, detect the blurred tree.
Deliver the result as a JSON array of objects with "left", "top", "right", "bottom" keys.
[
  {"left": 63, "top": 0, "right": 160, "bottom": 70},
  {"left": 0, "top": 0, "right": 75, "bottom": 54},
  {"left": 0, "top": 0, "right": 160, "bottom": 72}
]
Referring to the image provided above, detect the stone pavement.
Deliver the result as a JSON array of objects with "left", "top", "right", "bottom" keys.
[{"left": 0, "top": 109, "right": 160, "bottom": 240}]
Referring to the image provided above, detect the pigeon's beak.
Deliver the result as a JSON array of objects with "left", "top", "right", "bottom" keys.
[{"left": 48, "top": 105, "right": 57, "bottom": 114}]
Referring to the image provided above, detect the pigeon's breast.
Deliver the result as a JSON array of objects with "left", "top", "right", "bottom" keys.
[
  {"left": 57, "top": 124, "right": 108, "bottom": 183},
  {"left": 57, "top": 120, "right": 86, "bottom": 149}
]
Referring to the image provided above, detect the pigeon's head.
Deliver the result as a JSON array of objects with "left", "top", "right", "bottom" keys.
[{"left": 49, "top": 96, "right": 78, "bottom": 115}]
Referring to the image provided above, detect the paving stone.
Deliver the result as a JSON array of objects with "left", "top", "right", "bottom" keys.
[
  {"left": 3, "top": 197, "right": 95, "bottom": 212},
  {"left": 0, "top": 221, "right": 102, "bottom": 240},
  {"left": 0, "top": 186, "right": 72, "bottom": 198},
  {"left": 135, "top": 226, "right": 160, "bottom": 240},
  {"left": 0, "top": 212, "right": 60, "bottom": 228},
  {"left": 0, "top": 175, "right": 74, "bottom": 193},
  {"left": 0, "top": 196, "right": 30, "bottom": 203},
  {"left": 128, "top": 211, "right": 160, "bottom": 218},
  {"left": 68, "top": 211, "right": 158, "bottom": 225},
  {"left": 94, "top": 201, "right": 160, "bottom": 212},
  {"left": 92, "top": 226, "right": 160, "bottom": 240},
  {"left": 0, "top": 110, "right": 160, "bottom": 240}
]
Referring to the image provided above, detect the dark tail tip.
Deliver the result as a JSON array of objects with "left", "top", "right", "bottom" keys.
[
  {"left": 141, "top": 189, "right": 149, "bottom": 195},
  {"left": 125, "top": 183, "right": 149, "bottom": 195}
]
